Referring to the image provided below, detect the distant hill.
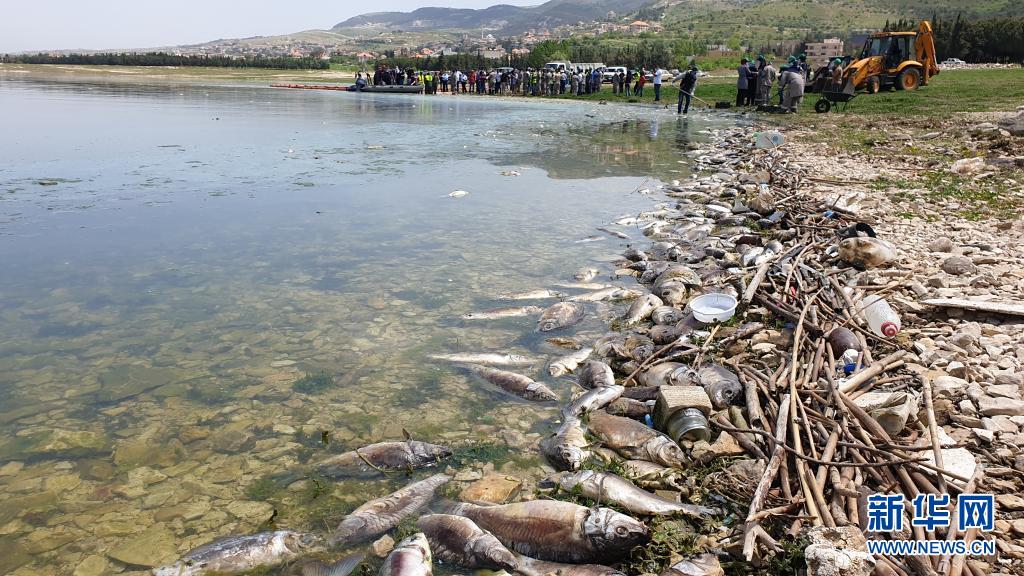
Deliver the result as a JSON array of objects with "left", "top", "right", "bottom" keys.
[{"left": 332, "top": 0, "right": 659, "bottom": 35}]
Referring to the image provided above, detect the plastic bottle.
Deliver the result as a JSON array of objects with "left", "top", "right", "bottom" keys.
[{"left": 862, "top": 295, "right": 901, "bottom": 337}]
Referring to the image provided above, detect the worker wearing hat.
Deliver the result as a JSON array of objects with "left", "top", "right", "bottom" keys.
[{"left": 830, "top": 58, "right": 844, "bottom": 93}]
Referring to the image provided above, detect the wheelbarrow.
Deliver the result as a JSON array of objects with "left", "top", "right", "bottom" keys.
[{"left": 814, "top": 82, "right": 857, "bottom": 113}]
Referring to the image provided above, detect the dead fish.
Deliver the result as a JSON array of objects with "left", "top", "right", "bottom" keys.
[
  {"left": 380, "top": 533, "right": 432, "bottom": 576},
  {"left": 461, "top": 306, "right": 543, "bottom": 321},
  {"left": 330, "top": 474, "right": 450, "bottom": 546},
  {"left": 569, "top": 287, "right": 640, "bottom": 303},
  {"left": 637, "top": 363, "right": 693, "bottom": 388},
  {"left": 605, "top": 397, "right": 652, "bottom": 420},
  {"left": 653, "top": 265, "right": 702, "bottom": 288},
  {"left": 429, "top": 353, "right": 537, "bottom": 366},
  {"left": 562, "top": 385, "right": 624, "bottom": 418},
  {"left": 651, "top": 306, "right": 685, "bottom": 326},
  {"left": 541, "top": 417, "right": 590, "bottom": 471},
  {"left": 514, "top": 554, "right": 626, "bottom": 576},
  {"left": 575, "top": 236, "right": 604, "bottom": 243},
  {"left": 538, "top": 302, "right": 585, "bottom": 332},
  {"left": 655, "top": 280, "right": 688, "bottom": 306},
  {"left": 153, "top": 531, "right": 322, "bottom": 576},
  {"left": 574, "top": 267, "right": 600, "bottom": 282},
  {"left": 447, "top": 190, "right": 469, "bottom": 198},
  {"left": 500, "top": 170, "right": 521, "bottom": 176},
  {"left": 577, "top": 360, "right": 615, "bottom": 389},
  {"left": 650, "top": 325, "right": 690, "bottom": 345},
  {"left": 586, "top": 411, "right": 686, "bottom": 468},
  {"left": 557, "top": 282, "right": 614, "bottom": 291},
  {"left": 315, "top": 441, "right": 452, "bottom": 479},
  {"left": 300, "top": 554, "right": 364, "bottom": 576},
  {"left": 623, "top": 247, "right": 648, "bottom": 261},
  {"left": 500, "top": 289, "right": 566, "bottom": 301},
  {"left": 622, "top": 294, "right": 663, "bottom": 325},
  {"left": 546, "top": 337, "right": 583, "bottom": 350},
  {"left": 545, "top": 470, "right": 716, "bottom": 517},
  {"left": 597, "top": 227, "right": 630, "bottom": 240},
  {"left": 697, "top": 364, "right": 742, "bottom": 409},
  {"left": 448, "top": 500, "right": 649, "bottom": 564},
  {"left": 549, "top": 347, "right": 594, "bottom": 378},
  {"left": 466, "top": 364, "right": 557, "bottom": 402},
  {"left": 417, "top": 514, "right": 518, "bottom": 572},
  {"left": 613, "top": 215, "right": 639, "bottom": 226}
]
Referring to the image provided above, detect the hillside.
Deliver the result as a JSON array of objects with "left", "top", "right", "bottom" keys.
[{"left": 332, "top": 0, "right": 658, "bottom": 35}]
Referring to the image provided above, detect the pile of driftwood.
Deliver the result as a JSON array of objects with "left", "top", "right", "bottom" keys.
[{"left": 640, "top": 146, "right": 987, "bottom": 576}]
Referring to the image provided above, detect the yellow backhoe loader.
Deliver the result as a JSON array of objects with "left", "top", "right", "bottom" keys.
[{"left": 845, "top": 20, "right": 940, "bottom": 93}]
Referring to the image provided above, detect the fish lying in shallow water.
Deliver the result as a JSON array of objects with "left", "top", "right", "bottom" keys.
[
  {"left": 540, "top": 417, "right": 591, "bottom": 471},
  {"left": 587, "top": 411, "right": 687, "bottom": 468},
  {"left": 314, "top": 441, "right": 452, "bottom": 478},
  {"left": 465, "top": 364, "right": 557, "bottom": 402},
  {"left": 576, "top": 360, "right": 615, "bottom": 389},
  {"left": 330, "top": 474, "right": 450, "bottom": 546},
  {"left": 538, "top": 302, "right": 585, "bottom": 332},
  {"left": 562, "top": 385, "right": 624, "bottom": 418},
  {"left": 448, "top": 500, "right": 649, "bottom": 563},
  {"left": 460, "top": 306, "right": 544, "bottom": 321},
  {"left": 417, "top": 514, "right": 518, "bottom": 571},
  {"left": 548, "top": 347, "right": 593, "bottom": 378},
  {"left": 544, "top": 470, "right": 716, "bottom": 517},
  {"left": 380, "top": 533, "right": 432, "bottom": 576},
  {"left": 152, "top": 531, "right": 321, "bottom": 576},
  {"left": 499, "top": 289, "right": 566, "bottom": 301},
  {"left": 429, "top": 352, "right": 537, "bottom": 367}
]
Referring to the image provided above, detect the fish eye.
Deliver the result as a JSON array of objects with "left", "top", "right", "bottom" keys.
[{"left": 615, "top": 526, "right": 628, "bottom": 536}]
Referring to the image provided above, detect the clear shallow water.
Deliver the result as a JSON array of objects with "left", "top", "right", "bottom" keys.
[{"left": 0, "top": 72, "right": 722, "bottom": 574}]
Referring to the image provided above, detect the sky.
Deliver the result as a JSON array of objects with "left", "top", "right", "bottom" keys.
[{"left": 1, "top": 0, "right": 540, "bottom": 53}]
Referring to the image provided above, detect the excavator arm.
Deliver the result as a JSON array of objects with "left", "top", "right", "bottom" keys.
[{"left": 915, "top": 20, "right": 940, "bottom": 84}]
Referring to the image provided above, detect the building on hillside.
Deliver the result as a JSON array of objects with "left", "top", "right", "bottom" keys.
[
  {"left": 356, "top": 52, "right": 375, "bottom": 63},
  {"left": 629, "top": 20, "right": 651, "bottom": 34},
  {"left": 805, "top": 38, "right": 844, "bottom": 68}
]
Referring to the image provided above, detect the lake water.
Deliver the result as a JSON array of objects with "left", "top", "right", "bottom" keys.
[{"left": 0, "top": 70, "right": 723, "bottom": 574}]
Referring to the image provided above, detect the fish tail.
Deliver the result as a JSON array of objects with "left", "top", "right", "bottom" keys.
[{"left": 302, "top": 554, "right": 364, "bottom": 576}]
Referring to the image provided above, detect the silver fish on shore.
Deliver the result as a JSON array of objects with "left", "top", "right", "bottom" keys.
[
  {"left": 466, "top": 364, "right": 557, "bottom": 402},
  {"left": 605, "top": 397, "right": 652, "bottom": 420},
  {"left": 548, "top": 347, "right": 593, "bottom": 377},
  {"left": 545, "top": 471, "right": 716, "bottom": 517},
  {"left": 315, "top": 441, "right": 452, "bottom": 479},
  {"left": 577, "top": 360, "right": 616, "bottom": 389},
  {"left": 622, "top": 294, "right": 663, "bottom": 325},
  {"left": 429, "top": 353, "right": 537, "bottom": 366},
  {"left": 330, "top": 474, "right": 450, "bottom": 546},
  {"left": 461, "top": 306, "right": 544, "bottom": 320},
  {"left": 153, "top": 531, "right": 321, "bottom": 576},
  {"left": 538, "top": 302, "right": 585, "bottom": 332},
  {"left": 568, "top": 287, "right": 642, "bottom": 303},
  {"left": 417, "top": 514, "right": 518, "bottom": 571},
  {"left": 514, "top": 554, "right": 626, "bottom": 576},
  {"left": 574, "top": 267, "right": 600, "bottom": 282},
  {"left": 655, "top": 280, "right": 689, "bottom": 306},
  {"left": 651, "top": 306, "right": 686, "bottom": 326},
  {"left": 698, "top": 364, "right": 742, "bottom": 409},
  {"left": 380, "top": 533, "right": 432, "bottom": 576},
  {"left": 541, "top": 417, "right": 591, "bottom": 471},
  {"left": 557, "top": 282, "right": 614, "bottom": 291},
  {"left": 448, "top": 500, "right": 648, "bottom": 564},
  {"left": 500, "top": 289, "right": 566, "bottom": 301},
  {"left": 587, "top": 411, "right": 686, "bottom": 468},
  {"left": 562, "top": 385, "right": 624, "bottom": 418}
]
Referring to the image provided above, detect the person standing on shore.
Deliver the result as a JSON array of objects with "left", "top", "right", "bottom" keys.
[
  {"left": 677, "top": 64, "right": 698, "bottom": 114},
  {"left": 736, "top": 58, "right": 749, "bottom": 106},
  {"left": 780, "top": 63, "right": 805, "bottom": 113},
  {"left": 830, "top": 58, "right": 845, "bottom": 93},
  {"left": 653, "top": 68, "right": 663, "bottom": 102},
  {"left": 756, "top": 58, "right": 777, "bottom": 105},
  {"left": 634, "top": 70, "right": 646, "bottom": 97}
]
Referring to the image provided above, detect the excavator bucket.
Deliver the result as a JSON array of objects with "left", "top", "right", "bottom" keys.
[{"left": 915, "top": 20, "right": 940, "bottom": 84}]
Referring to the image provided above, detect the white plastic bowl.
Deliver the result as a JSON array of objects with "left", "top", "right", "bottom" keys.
[{"left": 690, "top": 293, "right": 738, "bottom": 323}]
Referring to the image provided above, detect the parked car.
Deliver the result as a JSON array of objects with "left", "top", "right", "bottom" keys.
[
  {"left": 941, "top": 58, "right": 965, "bottom": 66},
  {"left": 603, "top": 66, "right": 627, "bottom": 82}
]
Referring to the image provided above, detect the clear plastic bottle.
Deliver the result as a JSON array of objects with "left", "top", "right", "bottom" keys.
[{"left": 862, "top": 294, "right": 901, "bottom": 337}]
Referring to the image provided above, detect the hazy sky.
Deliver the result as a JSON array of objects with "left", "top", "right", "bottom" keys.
[{"left": 1, "top": 0, "right": 540, "bottom": 52}]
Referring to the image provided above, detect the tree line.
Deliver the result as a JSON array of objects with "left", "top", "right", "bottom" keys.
[
  {"left": 884, "top": 15, "right": 1024, "bottom": 63},
  {"left": 1, "top": 52, "right": 330, "bottom": 69}
]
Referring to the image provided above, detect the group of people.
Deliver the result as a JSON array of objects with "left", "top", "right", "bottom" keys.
[
  {"left": 355, "top": 64, "right": 703, "bottom": 113},
  {"left": 735, "top": 53, "right": 811, "bottom": 113}
]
